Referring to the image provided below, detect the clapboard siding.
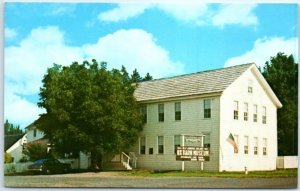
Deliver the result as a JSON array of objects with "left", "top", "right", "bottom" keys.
[
  {"left": 219, "top": 67, "right": 278, "bottom": 171},
  {"left": 131, "top": 97, "right": 220, "bottom": 171},
  {"left": 130, "top": 64, "right": 281, "bottom": 172}
]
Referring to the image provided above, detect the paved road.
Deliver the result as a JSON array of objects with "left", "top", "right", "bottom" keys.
[{"left": 4, "top": 172, "right": 297, "bottom": 188}]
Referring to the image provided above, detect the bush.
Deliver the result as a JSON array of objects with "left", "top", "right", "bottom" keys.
[
  {"left": 5, "top": 152, "right": 13, "bottom": 163},
  {"left": 23, "top": 141, "right": 48, "bottom": 161},
  {"left": 19, "top": 155, "right": 29, "bottom": 163}
]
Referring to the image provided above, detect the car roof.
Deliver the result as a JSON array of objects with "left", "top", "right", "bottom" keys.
[{"left": 33, "top": 159, "right": 48, "bottom": 164}]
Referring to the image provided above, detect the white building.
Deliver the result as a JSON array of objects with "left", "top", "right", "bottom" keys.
[
  {"left": 26, "top": 124, "right": 91, "bottom": 169},
  {"left": 131, "top": 63, "right": 282, "bottom": 172},
  {"left": 26, "top": 124, "right": 45, "bottom": 143},
  {"left": 5, "top": 134, "right": 27, "bottom": 162}
]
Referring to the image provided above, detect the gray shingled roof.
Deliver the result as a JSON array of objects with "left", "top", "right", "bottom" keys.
[
  {"left": 134, "top": 63, "right": 254, "bottom": 102},
  {"left": 5, "top": 134, "right": 25, "bottom": 151}
]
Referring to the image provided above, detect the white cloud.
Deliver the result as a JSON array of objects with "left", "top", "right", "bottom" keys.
[
  {"left": 157, "top": 3, "right": 208, "bottom": 25},
  {"left": 5, "top": 26, "right": 183, "bottom": 128},
  {"left": 212, "top": 4, "right": 258, "bottom": 27},
  {"left": 5, "top": 26, "right": 84, "bottom": 128},
  {"left": 83, "top": 29, "right": 184, "bottom": 78},
  {"left": 224, "top": 37, "right": 298, "bottom": 68},
  {"left": 5, "top": 26, "right": 83, "bottom": 95},
  {"left": 98, "top": 3, "right": 209, "bottom": 24},
  {"left": 46, "top": 4, "right": 77, "bottom": 16},
  {"left": 98, "top": 4, "right": 151, "bottom": 22},
  {"left": 4, "top": 87, "right": 45, "bottom": 128},
  {"left": 5, "top": 27, "right": 17, "bottom": 40},
  {"left": 98, "top": 3, "right": 257, "bottom": 27}
]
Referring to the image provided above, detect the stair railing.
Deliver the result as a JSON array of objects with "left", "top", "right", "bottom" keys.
[
  {"left": 129, "top": 152, "right": 137, "bottom": 168},
  {"left": 121, "top": 152, "right": 132, "bottom": 170}
]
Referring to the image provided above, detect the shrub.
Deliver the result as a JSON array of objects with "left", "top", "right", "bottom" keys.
[
  {"left": 23, "top": 141, "right": 48, "bottom": 161},
  {"left": 4, "top": 152, "right": 13, "bottom": 163}
]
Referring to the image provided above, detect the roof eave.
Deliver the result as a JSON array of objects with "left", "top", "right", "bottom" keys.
[
  {"left": 137, "top": 91, "right": 223, "bottom": 103},
  {"left": 250, "top": 65, "right": 283, "bottom": 108}
]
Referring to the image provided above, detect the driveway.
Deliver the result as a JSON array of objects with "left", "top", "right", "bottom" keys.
[{"left": 4, "top": 172, "right": 297, "bottom": 188}]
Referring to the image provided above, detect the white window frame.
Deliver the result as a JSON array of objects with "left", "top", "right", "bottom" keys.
[
  {"left": 158, "top": 104, "right": 164, "bottom": 122},
  {"left": 244, "top": 103, "right": 248, "bottom": 121},
  {"left": 139, "top": 136, "right": 146, "bottom": 155},
  {"left": 204, "top": 99, "right": 212, "bottom": 119},
  {"left": 157, "top": 136, "right": 164, "bottom": 154},
  {"left": 253, "top": 104, "right": 258, "bottom": 122},
  {"left": 234, "top": 101, "right": 239, "bottom": 120},
  {"left": 244, "top": 136, "right": 249, "bottom": 154},
  {"left": 263, "top": 138, "right": 267, "bottom": 156},
  {"left": 175, "top": 102, "right": 181, "bottom": 121},
  {"left": 33, "top": 129, "right": 37, "bottom": 137},
  {"left": 262, "top": 106, "right": 267, "bottom": 124},
  {"left": 254, "top": 137, "right": 258, "bottom": 155}
]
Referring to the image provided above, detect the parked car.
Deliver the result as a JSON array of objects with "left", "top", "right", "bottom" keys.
[{"left": 28, "top": 158, "right": 71, "bottom": 174}]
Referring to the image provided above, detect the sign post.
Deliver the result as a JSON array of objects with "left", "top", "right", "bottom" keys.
[
  {"left": 176, "top": 134, "right": 209, "bottom": 171},
  {"left": 181, "top": 135, "right": 185, "bottom": 171},
  {"left": 201, "top": 136, "right": 204, "bottom": 170}
]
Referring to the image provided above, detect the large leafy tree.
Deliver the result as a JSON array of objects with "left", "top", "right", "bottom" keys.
[
  {"left": 261, "top": 52, "right": 298, "bottom": 155},
  {"left": 35, "top": 60, "right": 145, "bottom": 169}
]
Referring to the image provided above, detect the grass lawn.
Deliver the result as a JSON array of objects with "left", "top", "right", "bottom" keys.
[{"left": 120, "top": 169, "right": 297, "bottom": 178}]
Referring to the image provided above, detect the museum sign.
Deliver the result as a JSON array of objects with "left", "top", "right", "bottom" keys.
[{"left": 176, "top": 146, "right": 210, "bottom": 161}]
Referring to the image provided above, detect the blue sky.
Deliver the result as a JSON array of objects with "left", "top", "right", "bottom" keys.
[{"left": 4, "top": 2, "right": 298, "bottom": 129}]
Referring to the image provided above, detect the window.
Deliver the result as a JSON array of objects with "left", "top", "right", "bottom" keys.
[
  {"left": 262, "top": 106, "right": 267, "bottom": 124},
  {"left": 263, "top": 138, "right": 267, "bottom": 155},
  {"left": 234, "top": 101, "right": 239, "bottom": 120},
  {"left": 248, "top": 79, "right": 253, "bottom": 93},
  {"left": 33, "top": 129, "right": 37, "bottom": 137},
  {"left": 248, "top": 87, "right": 253, "bottom": 93},
  {"left": 158, "top": 136, "right": 164, "bottom": 154},
  {"left": 204, "top": 133, "right": 210, "bottom": 148},
  {"left": 140, "top": 137, "right": 146, "bottom": 155},
  {"left": 175, "top": 102, "right": 181, "bottom": 121},
  {"left": 204, "top": 99, "right": 211, "bottom": 119},
  {"left": 174, "top": 135, "right": 181, "bottom": 154},
  {"left": 244, "top": 136, "right": 249, "bottom": 154},
  {"left": 149, "top": 148, "right": 153, "bottom": 155},
  {"left": 253, "top": 104, "right": 258, "bottom": 122},
  {"left": 140, "top": 105, "right": 147, "bottom": 123},
  {"left": 254, "top": 137, "right": 258, "bottom": 155},
  {"left": 158, "top": 104, "right": 164, "bottom": 122},
  {"left": 234, "top": 135, "right": 239, "bottom": 154},
  {"left": 244, "top": 103, "right": 248, "bottom": 121}
]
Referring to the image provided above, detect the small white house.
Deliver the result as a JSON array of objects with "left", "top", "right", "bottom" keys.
[
  {"left": 5, "top": 134, "right": 27, "bottom": 162},
  {"left": 26, "top": 124, "right": 45, "bottom": 143},
  {"left": 131, "top": 63, "right": 282, "bottom": 172},
  {"left": 26, "top": 124, "right": 91, "bottom": 169}
]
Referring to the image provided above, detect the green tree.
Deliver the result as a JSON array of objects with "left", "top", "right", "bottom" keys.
[
  {"left": 35, "top": 60, "right": 144, "bottom": 170},
  {"left": 143, "top": 72, "right": 153, "bottom": 81},
  {"left": 4, "top": 119, "right": 23, "bottom": 135},
  {"left": 23, "top": 141, "right": 48, "bottom": 161},
  {"left": 131, "top": 68, "right": 142, "bottom": 83},
  {"left": 4, "top": 152, "right": 13, "bottom": 163},
  {"left": 261, "top": 52, "right": 298, "bottom": 155}
]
